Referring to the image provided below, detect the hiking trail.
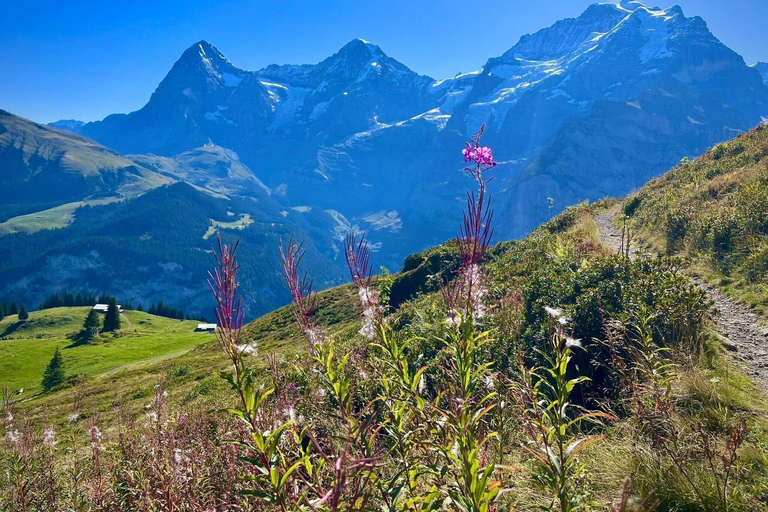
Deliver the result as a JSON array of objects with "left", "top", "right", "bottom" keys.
[{"left": 594, "top": 208, "right": 768, "bottom": 393}]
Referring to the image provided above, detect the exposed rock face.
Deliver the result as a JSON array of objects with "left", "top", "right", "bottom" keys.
[
  {"left": 75, "top": 4, "right": 768, "bottom": 253},
  {"left": 47, "top": 119, "right": 85, "bottom": 134}
]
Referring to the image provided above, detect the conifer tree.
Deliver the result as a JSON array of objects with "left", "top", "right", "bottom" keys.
[
  {"left": 103, "top": 298, "right": 121, "bottom": 332},
  {"left": 17, "top": 305, "right": 28, "bottom": 321},
  {"left": 42, "top": 347, "right": 65, "bottom": 391},
  {"left": 83, "top": 309, "right": 100, "bottom": 330}
]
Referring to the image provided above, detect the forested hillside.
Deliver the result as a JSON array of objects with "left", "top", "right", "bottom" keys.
[{"left": 0, "top": 183, "right": 344, "bottom": 318}]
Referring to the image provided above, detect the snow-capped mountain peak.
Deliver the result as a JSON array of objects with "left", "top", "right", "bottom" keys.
[
  {"left": 258, "top": 38, "right": 429, "bottom": 89},
  {"left": 152, "top": 40, "right": 251, "bottom": 103}
]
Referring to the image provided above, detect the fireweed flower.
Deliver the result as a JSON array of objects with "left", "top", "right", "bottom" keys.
[
  {"left": 544, "top": 306, "right": 563, "bottom": 319},
  {"left": 345, "top": 234, "right": 384, "bottom": 340},
  {"left": 445, "top": 125, "right": 497, "bottom": 324},
  {"left": 89, "top": 425, "right": 102, "bottom": 450},
  {"left": 281, "top": 237, "right": 326, "bottom": 352},
  {"left": 236, "top": 342, "right": 258, "bottom": 356},
  {"left": 467, "top": 264, "right": 489, "bottom": 320},
  {"left": 5, "top": 429, "right": 20, "bottom": 445},
  {"left": 305, "top": 327, "right": 324, "bottom": 347},
  {"left": 462, "top": 145, "right": 475, "bottom": 163},
  {"left": 474, "top": 146, "right": 495, "bottom": 166}
]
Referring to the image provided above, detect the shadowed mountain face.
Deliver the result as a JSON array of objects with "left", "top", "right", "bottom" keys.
[
  {"left": 754, "top": 62, "right": 768, "bottom": 86},
  {"left": 47, "top": 119, "right": 85, "bottom": 134},
  {"left": 74, "top": 2, "right": 768, "bottom": 254}
]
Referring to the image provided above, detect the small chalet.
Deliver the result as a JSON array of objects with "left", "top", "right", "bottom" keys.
[
  {"left": 92, "top": 304, "right": 122, "bottom": 313},
  {"left": 196, "top": 323, "right": 218, "bottom": 332}
]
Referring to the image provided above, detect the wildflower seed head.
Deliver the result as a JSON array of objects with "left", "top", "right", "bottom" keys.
[
  {"left": 565, "top": 337, "right": 583, "bottom": 349},
  {"left": 43, "top": 426, "right": 56, "bottom": 447}
]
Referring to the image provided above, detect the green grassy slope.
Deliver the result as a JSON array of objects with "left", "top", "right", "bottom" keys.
[
  {"left": 9, "top": 284, "right": 360, "bottom": 428},
  {"left": 0, "top": 110, "right": 172, "bottom": 208},
  {"left": 0, "top": 307, "right": 215, "bottom": 394},
  {"left": 623, "top": 124, "right": 768, "bottom": 314}
]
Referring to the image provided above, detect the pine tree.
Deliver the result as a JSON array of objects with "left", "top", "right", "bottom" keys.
[
  {"left": 103, "top": 298, "right": 121, "bottom": 332},
  {"left": 83, "top": 309, "right": 100, "bottom": 329},
  {"left": 17, "top": 305, "right": 28, "bottom": 321},
  {"left": 41, "top": 347, "right": 65, "bottom": 391}
]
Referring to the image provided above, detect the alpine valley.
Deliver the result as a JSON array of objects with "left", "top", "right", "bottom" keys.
[{"left": 3, "top": 0, "right": 768, "bottom": 317}]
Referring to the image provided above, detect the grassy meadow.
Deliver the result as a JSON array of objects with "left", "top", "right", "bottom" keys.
[{"left": 0, "top": 307, "right": 215, "bottom": 395}]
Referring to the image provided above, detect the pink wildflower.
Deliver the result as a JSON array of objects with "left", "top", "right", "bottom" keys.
[
  {"left": 474, "top": 146, "right": 495, "bottom": 167},
  {"left": 462, "top": 145, "right": 475, "bottom": 163}
]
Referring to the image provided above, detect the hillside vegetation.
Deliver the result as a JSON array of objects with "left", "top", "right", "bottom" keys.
[
  {"left": 0, "top": 110, "right": 171, "bottom": 208},
  {"left": 0, "top": 183, "right": 345, "bottom": 318},
  {"left": 5, "top": 200, "right": 768, "bottom": 510},
  {"left": 624, "top": 124, "right": 768, "bottom": 314}
]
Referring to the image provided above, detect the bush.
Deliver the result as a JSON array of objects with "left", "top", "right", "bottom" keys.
[
  {"left": 522, "top": 256, "right": 710, "bottom": 403},
  {"left": 665, "top": 209, "right": 690, "bottom": 254}
]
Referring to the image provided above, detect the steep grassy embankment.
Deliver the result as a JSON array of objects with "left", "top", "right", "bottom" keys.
[{"left": 622, "top": 124, "right": 768, "bottom": 315}]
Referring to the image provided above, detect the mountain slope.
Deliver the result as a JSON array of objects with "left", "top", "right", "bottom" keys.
[
  {"left": 47, "top": 119, "right": 85, "bottom": 134},
  {"left": 129, "top": 142, "right": 271, "bottom": 196},
  {"left": 0, "top": 182, "right": 345, "bottom": 318},
  {"left": 754, "top": 62, "right": 768, "bottom": 85},
  {"left": 34, "top": 2, "right": 768, "bottom": 278},
  {"left": 0, "top": 110, "right": 171, "bottom": 207},
  {"left": 622, "top": 123, "right": 768, "bottom": 315}
]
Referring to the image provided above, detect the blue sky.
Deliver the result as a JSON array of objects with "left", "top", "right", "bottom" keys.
[{"left": 2, "top": 0, "right": 766, "bottom": 124}]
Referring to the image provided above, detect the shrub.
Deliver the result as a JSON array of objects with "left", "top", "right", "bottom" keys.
[{"left": 665, "top": 208, "right": 690, "bottom": 254}]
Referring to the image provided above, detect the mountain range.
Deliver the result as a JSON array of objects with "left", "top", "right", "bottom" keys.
[{"left": 2, "top": 0, "right": 767, "bottom": 317}]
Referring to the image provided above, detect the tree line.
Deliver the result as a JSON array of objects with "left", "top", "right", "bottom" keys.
[
  {"left": 0, "top": 301, "right": 27, "bottom": 321},
  {"left": 37, "top": 292, "right": 203, "bottom": 321}
]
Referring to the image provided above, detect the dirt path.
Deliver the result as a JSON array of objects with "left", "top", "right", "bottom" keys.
[
  {"left": 103, "top": 348, "right": 195, "bottom": 375},
  {"left": 595, "top": 209, "right": 768, "bottom": 392}
]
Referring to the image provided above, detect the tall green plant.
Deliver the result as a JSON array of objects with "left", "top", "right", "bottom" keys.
[{"left": 518, "top": 308, "right": 615, "bottom": 512}]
